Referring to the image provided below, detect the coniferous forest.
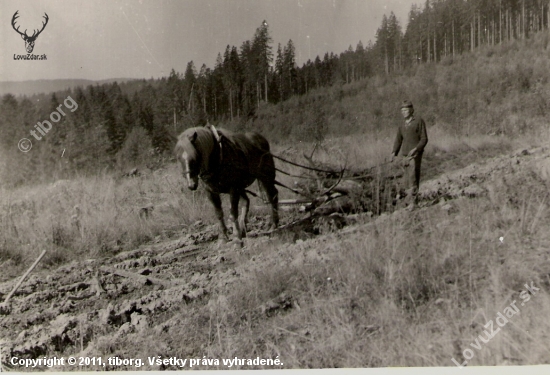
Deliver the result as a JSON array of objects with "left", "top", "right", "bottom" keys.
[{"left": 1, "top": 0, "right": 550, "bottom": 187}]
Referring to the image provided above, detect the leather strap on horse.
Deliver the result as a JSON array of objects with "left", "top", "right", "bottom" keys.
[{"left": 206, "top": 123, "right": 223, "bottom": 163}]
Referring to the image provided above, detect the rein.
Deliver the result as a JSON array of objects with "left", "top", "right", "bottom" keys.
[
  {"left": 274, "top": 167, "right": 327, "bottom": 180},
  {"left": 271, "top": 154, "right": 343, "bottom": 174}
]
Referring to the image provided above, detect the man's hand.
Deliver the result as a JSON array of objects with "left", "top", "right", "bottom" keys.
[{"left": 407, "top": 148, "right": 417, "bottom": 158}]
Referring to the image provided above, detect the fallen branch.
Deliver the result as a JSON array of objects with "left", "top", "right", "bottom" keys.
[
  {"left": 279, "top": 198, "right": 315, "bottom": 205},
  {"left": 99, "top": 265, "right": 181, "bottom": 288},
  {"left": 0, "top": 250, "right": 47, "bottom": 314},
  {"left": 318, "top": 165, "right": 346, "bottom": 197},
  {"left": 273, "top": 325, "right": 315, "bottom": 342},
  {"left": 67, "top": 292, "right": 96, "bottom": 301},
  {"left": 59, "top": 281, "right": 91, "bottom": 293},
  {"left": 302, "top": 192, "right": 345, "bottom": 212},
  {"left": 92, "top": 270, "right": 106, "bottom": 296},
  {"left": 63, "top": 270, "right": 106, "bottom": 301}
]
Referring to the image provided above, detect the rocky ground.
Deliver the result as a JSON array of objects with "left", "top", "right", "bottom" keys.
[{"left": 1, "top": 145, "right": 549, "bottom": 371}]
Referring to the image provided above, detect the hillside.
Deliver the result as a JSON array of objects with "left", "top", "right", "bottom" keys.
[
  {"left": 242, "top": 31, "right": 550, "bottom": 146},
  {"left": 0, "top": 78, "right": 138, "bottom": 97},
  {"left": 1, "top": 142, "right": 549, "bottom": 369}
]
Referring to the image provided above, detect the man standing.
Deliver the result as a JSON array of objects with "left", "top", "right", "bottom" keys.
[{"left": 390, "top": 100, "right": 428, "bottom": 209}]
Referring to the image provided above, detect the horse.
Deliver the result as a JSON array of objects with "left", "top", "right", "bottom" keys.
[{"left": 175, "top": 124, "right": 279, "bottom": 241}]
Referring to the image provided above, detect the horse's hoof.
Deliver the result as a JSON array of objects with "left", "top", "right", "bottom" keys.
[
  {"left": 238, "top": 221, "right": 247, "bottom": 238},
  {"left": 215, "top": 236, "right": 229, "bottom": 248},
  {"left": 231, "top": 238, "right": 244, "bottom": 248}
]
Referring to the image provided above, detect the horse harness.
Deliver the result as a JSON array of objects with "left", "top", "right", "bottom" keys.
[{"left": 196, "top": 124, "right": 227, "bottom": 193}]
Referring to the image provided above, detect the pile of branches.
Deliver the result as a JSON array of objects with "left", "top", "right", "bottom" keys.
[{"left": 279, "top": 144, "right": 404, "bottom": 216}]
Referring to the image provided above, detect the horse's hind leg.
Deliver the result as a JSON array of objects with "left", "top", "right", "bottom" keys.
[
  {"left": 229, "top": 189, "right": 243, "bottom": 240},
  {"left": 239, "top": 191, "right": 250, "bottom": 238},
  {"left": 208, "top": 191, "right": 229, "bottom": 241},
  {"left": 259, "top": 180, "right": 279, "bottom": 229}
]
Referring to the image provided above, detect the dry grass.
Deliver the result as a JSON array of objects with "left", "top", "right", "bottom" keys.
[
  {"left": 189, "top": 181, "right": 550, "bottom": 367},
  {"left": 0, "top": 164, "right": 214, "bottom": 281},
  {"left": 105, "top": 172, "right": 550, "bottom": 368}
]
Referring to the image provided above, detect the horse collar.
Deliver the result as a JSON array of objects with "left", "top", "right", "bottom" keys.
[
  {"left": 197, "top": 125, "right": 223, "bottom": 185},
  {"left": 209, "top": 124, "right": 222, "bottom": 143},
  {"left": 207, "top": 124, "right": 223, "bottom": 164}
]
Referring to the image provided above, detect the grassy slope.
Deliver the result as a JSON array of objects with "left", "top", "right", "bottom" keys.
[
  {"left": 0, "top": 168, "right": 215, "bottom": 281},
  {"left": 56, "top": 144, "right": 549, "bottom": 369},
  {"left": 130, "top": 145, "right": 550, "bottom": 369}
]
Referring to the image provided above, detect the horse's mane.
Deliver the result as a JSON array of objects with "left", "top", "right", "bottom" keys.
[
  {"left": 193, "top": 127, "right": 218, "bottom": 172},
  {"left": 193, "top": 127, "right": 216, "bottom": 155}
]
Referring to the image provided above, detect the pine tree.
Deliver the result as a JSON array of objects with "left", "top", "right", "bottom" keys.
[
  {"left": 251, "top": 20, "right": 273, "bottom": 105},
  {"left": 183, "top": 61, "right": 198, "bottom": 116},
  {"left": 275, "top": 43, "right": 284, "bottom": 101},
  {"left": 282, "top": 39, "right": 297, "bottom": 98}
]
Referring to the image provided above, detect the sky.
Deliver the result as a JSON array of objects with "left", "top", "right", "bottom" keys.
[{"left": 0, "top": 0, "right": 419, "bottom": 82}]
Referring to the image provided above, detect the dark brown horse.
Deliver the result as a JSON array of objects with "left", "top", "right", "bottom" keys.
[{"left": 175, "top": 124, "right": 279, "bottom": 241}]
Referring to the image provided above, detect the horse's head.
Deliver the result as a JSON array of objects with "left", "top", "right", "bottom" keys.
[{"left": 177, "top": 130, "right": 201, "bottom": 190}]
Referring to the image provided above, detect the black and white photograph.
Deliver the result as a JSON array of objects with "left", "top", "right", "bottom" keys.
[{"left": 0, "top": 0, "right": 550, "bottom": 372}]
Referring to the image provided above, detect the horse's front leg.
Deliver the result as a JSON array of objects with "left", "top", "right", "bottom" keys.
[
  {"left": 207, "top": 191, "right": 229, "bottom": 241},
  {"left": 229, "top": 189, "right": 243, "bottom": 240}
]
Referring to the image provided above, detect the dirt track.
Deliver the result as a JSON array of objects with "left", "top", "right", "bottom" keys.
[{"left": 1, "top": 145, "right": 549, "bottom": 371}]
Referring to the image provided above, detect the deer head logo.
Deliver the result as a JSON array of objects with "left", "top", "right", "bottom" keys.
[{"left": 11, "top": 11, "right": 49, "bottom": 54}]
